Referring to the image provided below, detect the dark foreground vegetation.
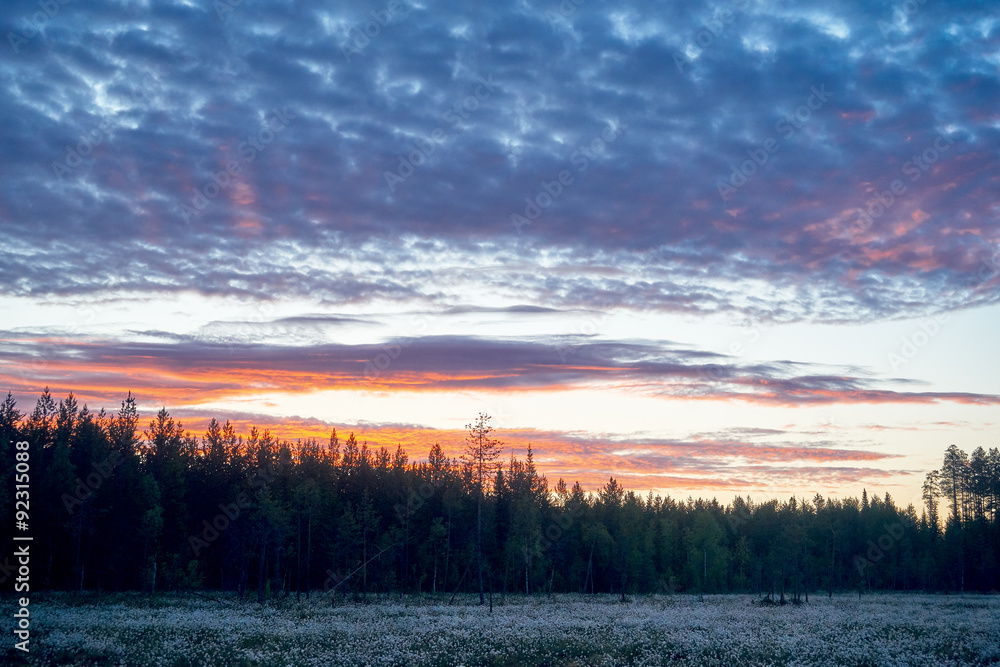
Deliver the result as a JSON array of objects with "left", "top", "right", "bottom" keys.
[{"left": 1, "top": 389, "right": 998, "bottom": 600}]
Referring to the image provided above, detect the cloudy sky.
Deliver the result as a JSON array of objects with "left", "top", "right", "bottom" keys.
[{"left": 1, "top": 0, "right": 998, "bottom": 507}]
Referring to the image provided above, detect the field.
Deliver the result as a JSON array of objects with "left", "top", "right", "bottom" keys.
[{"left": 15, "top": 592, "right": 1000, "bottom": 666}]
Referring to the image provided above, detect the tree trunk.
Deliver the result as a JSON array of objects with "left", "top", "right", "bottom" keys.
[
  {"left": 524, "top": 544, "right": 530, "bottom": 595},
  {"left": 584, "top": 540, "right": 595, "bottom": 594},
  {"left": 477, "top": 491, "right": 484, "bottom": 604},
  {"left": 257, "top": 540, "right": 267, "bottom": 603},
  {"left": 306, "top": 515, "right": 312, "bottom": 600},
  {"left": 444, "top": 514, "right": 451, "bottom": 593},
  {"left": 296, "top": 515, "right": 301, "bottom": 602}
]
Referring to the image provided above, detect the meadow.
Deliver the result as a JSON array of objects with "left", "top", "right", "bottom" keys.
[{"left": 16, "top": 592, "right": 1000, "bottom": 666}]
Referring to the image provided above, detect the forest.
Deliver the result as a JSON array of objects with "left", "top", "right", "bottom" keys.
[{"left": 1, "top": 389, "right": 998, "bottom": 601}]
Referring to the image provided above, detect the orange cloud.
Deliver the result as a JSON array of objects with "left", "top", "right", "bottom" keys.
[{"left": 2, "top": 335, "right": 997, "bottom": 426}]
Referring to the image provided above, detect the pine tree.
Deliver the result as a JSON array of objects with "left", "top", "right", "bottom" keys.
[
  {"left": 922, "top": 470, "right": 941, "bottom": 536},
  {"left": 941, "top": 445, "right": 969, "bottom": 526},
  {"left": 462, "top": 413, "right": 502, "bottom": 605},
  {"left": 0, "top": 393, "right": 23, "bottom": 542}
]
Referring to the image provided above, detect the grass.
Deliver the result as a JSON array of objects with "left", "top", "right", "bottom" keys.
[{"left": 9, "top": 591, "right": 1000, "bottom": 666}]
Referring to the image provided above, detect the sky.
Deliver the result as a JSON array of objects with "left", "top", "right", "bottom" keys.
[{"left": 1, "top": 0, "right": 998, "bottom": 509}]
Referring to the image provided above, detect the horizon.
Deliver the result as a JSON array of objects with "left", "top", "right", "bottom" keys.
[{"left": 0, "top": 387, "right": 966, "bottom": 512}]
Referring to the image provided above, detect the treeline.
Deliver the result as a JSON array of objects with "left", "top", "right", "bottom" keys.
[{"left": 1, "top": 390, "right": 998, "bottom": 600}]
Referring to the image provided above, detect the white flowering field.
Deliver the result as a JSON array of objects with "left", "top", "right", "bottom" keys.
[{"left": 21, "top": 592, "right": 1000, "bottom": 666}]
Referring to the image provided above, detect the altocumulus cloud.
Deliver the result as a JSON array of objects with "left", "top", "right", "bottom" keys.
[{"left": 0, "top": 0, "right": 997, "bottom": 322}]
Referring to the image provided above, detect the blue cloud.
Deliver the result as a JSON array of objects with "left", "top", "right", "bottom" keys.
[{"left": 0, "top": 0, "right": 997, "bottom": 322}]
